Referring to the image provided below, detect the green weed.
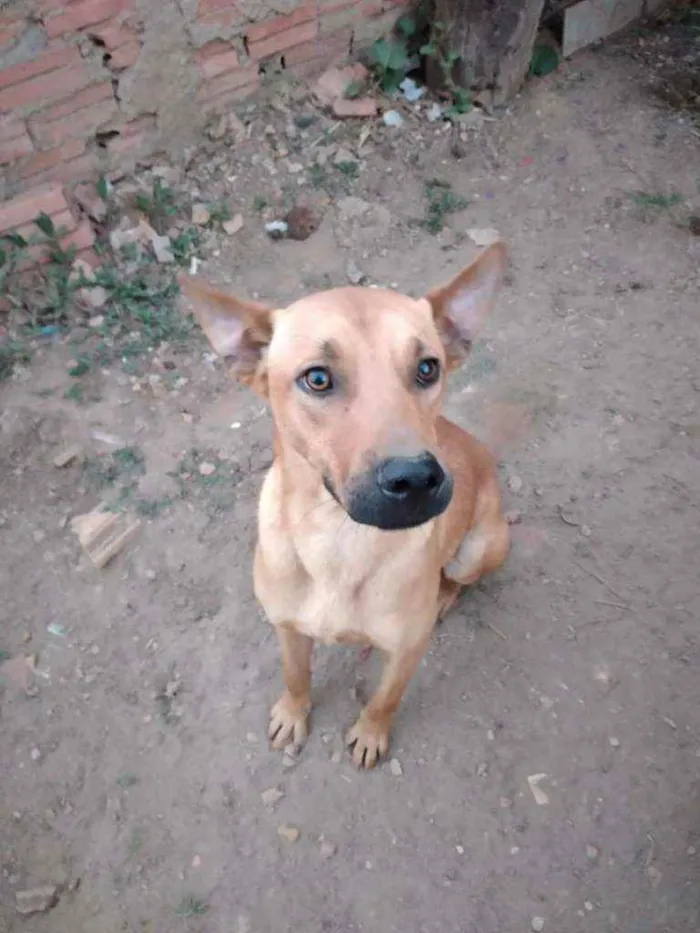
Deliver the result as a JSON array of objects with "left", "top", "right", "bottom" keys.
[
  {"left": 174, "top": 896, "right": 208, "bottom": 918},
  {"left": 133, "top": 178, "right": 178, "bottom": 233},
  {"left": 423, "top": 179, "right": 468, "bottom": 233},
  {"left": 83, "top": 446, "right": 145, "bottom": 490},
  {"left": 116, "top": 772, "right": 138, "bottom": 788},
  {"left": 630, "top": 191, "right": 683, "bottom": 211},
  {"left": 206, "top": 201, "right": 232, "bottom": 225},
  {"left": 335, "top": 161, "right": 359, "bottom": 179}
]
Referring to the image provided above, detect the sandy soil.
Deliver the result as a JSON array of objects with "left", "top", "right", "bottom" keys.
[{"left": 2, "top": 15, "right": 700, "bottom": 933}]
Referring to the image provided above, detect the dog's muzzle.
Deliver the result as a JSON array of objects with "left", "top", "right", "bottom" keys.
[{"left": 344, "top": 452, "right": 453, "bottom": 531}]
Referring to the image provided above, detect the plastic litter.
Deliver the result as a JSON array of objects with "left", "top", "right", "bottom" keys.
[
  {"left": 399, "top": 77, "right": 425, "bottom": 103},
  {"left": 382, "top": 110, "right": 404, "bottom": 128}
]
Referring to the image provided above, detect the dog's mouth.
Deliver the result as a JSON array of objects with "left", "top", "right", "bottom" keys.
[
  {"left": 322, "top": 474, "right": 342, "bottom": 505},
  {"left": 324, "top": 454, "right": 453, "bottom": 531}
]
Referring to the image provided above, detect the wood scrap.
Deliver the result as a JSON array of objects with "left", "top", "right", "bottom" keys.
[{"left": 71, "top": 507, "right": 141, "bottom": 569}]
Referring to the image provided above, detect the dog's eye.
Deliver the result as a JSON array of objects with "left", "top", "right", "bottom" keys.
[
  {"left": 300, "top": 366, "right": 333, "bottom": 393},
  {"left": 416, "top": 358, "right": 441, "bottom": 387}
]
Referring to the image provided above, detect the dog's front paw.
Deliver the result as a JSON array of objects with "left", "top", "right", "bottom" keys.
[
  {"left": 346, "top": 714, "right": 389, "bottom": 769},
  {"left": 268, "top": 692, "right": 310, "bottom": 750}
]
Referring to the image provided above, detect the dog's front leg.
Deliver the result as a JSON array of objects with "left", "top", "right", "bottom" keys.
[
  {"left": 268, "top": 625, "right": 312, "bottom": 750},
  {"left": 346, "top": 637, "right": 430, "bottom": 769}
]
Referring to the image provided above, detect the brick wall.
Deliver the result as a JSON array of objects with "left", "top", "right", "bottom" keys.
[{"left": 0, "top": 0, "right": 406, "bottom": 251}]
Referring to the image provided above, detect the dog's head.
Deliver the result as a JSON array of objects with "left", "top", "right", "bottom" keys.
[{"left": 180, "top": 242, "right": 506, "bottom": 531}]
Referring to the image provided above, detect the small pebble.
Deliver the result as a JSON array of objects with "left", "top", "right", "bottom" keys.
[
  {"left": 531, "top": 917, "right": 545, "bottom": 932},
  {"left": 389, "top": 758, "right": 403, "bottom": 776},
  {"left": 277, "top": 825, "right": 300, "bottom": 843},
  {"left": 30, "top": 747, "right": 41, "bottom": 761},
  {"left": 261, "top": 787, "right": 284, "bottom": 807},
  {"left": 585, "top": 843, "right": 600, "bottom": 861},
  {"left": 507, "top": 474, "right": 523, "bottom": 493},
  {"left": 319, "top": 839, "right": 337, "bottom": 859},
  {"left": 609, "top": 737, "right": 620, "bottom": 748},
  {"left": 15, "top": 885, "right": 60, "bottom": 916},
  {"left": 198, "top": 461, "right": 217, "bottom": 476},
  {"left": 584, "top": 900, "right": 593, "bottom": 912}
]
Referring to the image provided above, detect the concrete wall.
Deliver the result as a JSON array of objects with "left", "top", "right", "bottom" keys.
[{"left": 0, "top": 0, "right": 406, "bottom": 251}]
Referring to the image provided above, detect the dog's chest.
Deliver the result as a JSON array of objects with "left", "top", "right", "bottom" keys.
[{"left": 255, "top": 476, "right": 437, "bottom": 650}]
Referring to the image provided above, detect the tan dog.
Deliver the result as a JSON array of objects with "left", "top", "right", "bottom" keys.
[{"left": 180, "top": 241, "right": 509, "bottom": 768}]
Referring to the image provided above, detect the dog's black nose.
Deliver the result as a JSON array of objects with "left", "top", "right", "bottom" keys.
[
  {"left": 346, "top": 452, "right": 452, "bottom": 530},
  {"left": 377, "top": 453, "right": 446, "bottom": 500}
]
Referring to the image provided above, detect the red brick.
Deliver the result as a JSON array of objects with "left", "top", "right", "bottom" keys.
[
  {"left": 45, "top": 0, "right": 131, "bottom": 38},
  {"left": 246, "top": 3, "right": 316, "bottom": 43},
  {"left": 0, "top": 64, "right": 92, "bottom": 112},
  {"left": 103, "top": 115, "right": 156, "bottom": 156},
  {"left": 86, "top": 22, "right": 138, "bottom": 49},
  {"left": 14, "top": 209, "right": 77, "bottom": 242},
  {"left": 0, "top": 46, "right": 80, "bottom": 91},
  {"left": 284, "top": 30, "right": 351, "bottom": 67},
  {"left": 8, "top": 152, "right": 100, "bottom": 194},
  {"left": 201, "top": 81, "right": 259, "bottom": 116},
  {"left": 1, "top": 113, "right": 30, "bottom": 137},
  {"left": 197, "top": 49, "right": 240, "bottom": 80},
  {"left": 39, "top": 82, "right": 114, "bottom": 122},
  {"left": 38, "top": 0, "right": 76, "bottom": 9},
  {"left": 197, "top": 0, "right": 240, "bottom": 13},
  {"left": 198, "top": 65, "right": 259, "bottom": 103},
  {"left": 106, "top": 130, "right": 151, "bottom": 155},
  {"left": 17, "top": 139, "right": 86, "bottom": 180},
  {"left": 249, "top": 21, "right": 317, "bottom": 61},
  {"left": 51, "top": 152, "right": 100, "bottom": 186},
  {"left": 197, "top": 9, "right": 243, "bottom": 30},
  {"left": 30, "top": 98, "right": 118, "bottom": 148},
  {"left": 109, "top": 40, "right": 141, "bottom": 69},
  {"left": 0, "top": 128, "right": 34, "bottom": 165},
  {"left": 120, "top": 114, "right": 156, "bottom": 136},
  {"left": 63, "top": 218, "right": 95, "bottom": 251},
  {"left": 20, "top": 219, "right": 95, "bottom": 268},
  {"left": 194, "top": 40, "right": 231, "bottom": 61},
  {"left": 0, "top": 183, "right": 68, "bottom": 233},
  {"left": 75, "top": 247, "right": 101, "bottom": 269},
  {"left": 318, "top": 2, "right": 370, "bottom": 34}
]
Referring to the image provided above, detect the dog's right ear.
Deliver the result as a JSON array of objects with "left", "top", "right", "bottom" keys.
[
  {"left": 426, "top": 241, "right": 506, "bottom": 369},
  {"left": 178, "top": 274, "right": 272, "bottom": 391}
]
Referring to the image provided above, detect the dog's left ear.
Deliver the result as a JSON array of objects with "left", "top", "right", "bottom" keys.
[
  {"left": 178, "top": 274, "right": 272, "bottom": 392},
  {"left": 426, "top": 241, "right": 506, "bottom": 368}
]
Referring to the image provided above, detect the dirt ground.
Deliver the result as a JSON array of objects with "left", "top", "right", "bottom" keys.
[{"left": 2, "top": 13, "right": 700, "bottom": 933}]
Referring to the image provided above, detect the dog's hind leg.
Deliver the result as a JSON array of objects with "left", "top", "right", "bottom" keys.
[{"left": 443, "top": 515, "right": 510, "bottom": 588}]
